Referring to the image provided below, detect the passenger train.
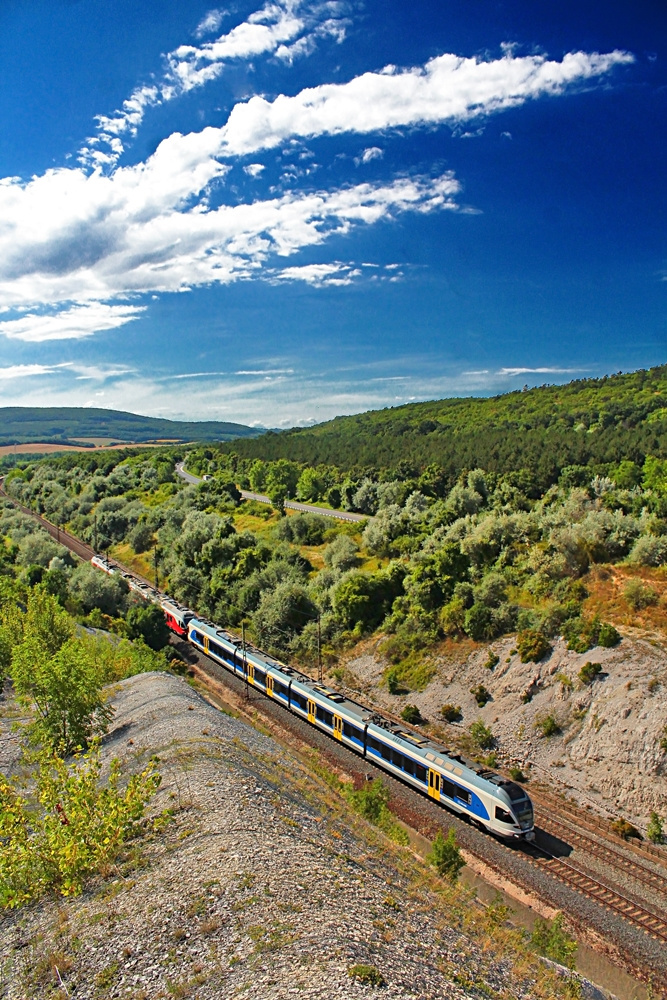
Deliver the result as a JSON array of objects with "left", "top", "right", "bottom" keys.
[{"left": 91, "top": 554, "right": 535, "bottom": 842}]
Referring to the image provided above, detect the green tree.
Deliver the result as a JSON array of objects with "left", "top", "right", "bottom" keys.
[
  {"left": 647, "top": 812, "right": 663, "bottom": 844},
  {"left": 8, "top": 591, "right": 112, "bottom": 752},
  {"left": 12, "top": 638, "right": 113, "bottom": 753},
  {"left": 125, "top": 603, "right": 170, "bottom": 651},
  {"left": 427, "top": 828, "right": 465, "bottom": 881}
]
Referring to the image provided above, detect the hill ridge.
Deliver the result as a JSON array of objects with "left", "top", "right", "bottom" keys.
[{"left": 0, "top": 406, "right": 262, "bottom": 445}]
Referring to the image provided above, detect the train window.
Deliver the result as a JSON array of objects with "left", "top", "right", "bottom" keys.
[
  {"left": 316, "top": 706, "right": 333, "bottom": 727},
  {"left": 291, "top": 691, "right": 307, "bottom": 711},
  {"left": 402, "top": 757, "right": 415, "bottom": 777},
  {"left": 367, "top": 736, "right": 381, "bottom": 754},
  {"left": 342, "top": 722, "right": 363, "bottom": 743},
  {"left": 391, "top": 749, "right": 404, "bottom": 769},
  {"left": 415, "top": 764, "right": 427, "bottom": 784},
  {"left": 191, "top": 630, "right": 202, "bottom": 643},
  {"left": 274, "top": 681, "right": 288, "bottom": 700},
  {"left": 495, "top": 806, "right": 514, "bottom": 824},
  {"left": 209, "top": 640, "right": 223, "bottom": 659},
  {"left": 254, "top": 668, "right": 266, "bottom": 687},
  {"left": 441, "top": 778, "right": 457, "bottom": 801},
  {"left": 455, "top": 788, "right": 471, "bottom": 805}
]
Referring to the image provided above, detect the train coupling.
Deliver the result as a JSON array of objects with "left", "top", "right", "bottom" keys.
[{"left": 523, "top": 831, "right": 535, "bottom": 842}]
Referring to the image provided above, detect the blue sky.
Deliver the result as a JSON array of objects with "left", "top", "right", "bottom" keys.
[{"left": 0, "top": 0, "right": 664, "bottom": 427}]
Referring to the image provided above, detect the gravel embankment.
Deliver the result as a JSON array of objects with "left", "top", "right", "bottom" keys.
[{"left": 1, "top": 672, "right": 615, "bottom": 1000}]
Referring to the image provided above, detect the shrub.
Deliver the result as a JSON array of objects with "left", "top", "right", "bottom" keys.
[
  {"left": 469, "top": 719, "right": 494, "bottom": 751},
  {"left": 611, "top": 817, "right": 641, "bottom": 841},
  {"left": 470, "top": 684, "right": 491, "bottom": 707},
  {"left": 427, "top": 828, "right": 465, "bottom": 881},
  {"left": 647, "top": 812, "right": 664, "bottom": 844},
  {"left": 578, "top": 661, "right": 602, "bottom": 685},
  {"left": 440, "top": 703, "right": 462, "bottom": 723},
  {"left": 516, "top": 628, "right": 551, "bottom": 664},
  {"left": 623, "top": 578, "right": 658, "bottom": 611},
  {"left": 348, "top": 964, "right": 385, "bottom": 986},
  {"left": 531, "top": 913, "right": 577, "bottom": 969},
  {"left": 0, "top": 742, "right": 160, "bottom": 907},
  {"left": 400, "top": 704, "right": 423, "bottom": 725},
  {"left": 484, "top": 651, "right": 500, "bottom": 670},
  {"left": 534, "top": 714, "right": 560, "bottom": 738},
  {"left": 598, "top": 621, "right": 621, "bottom": 648},
  {"left": 386, "top": 667, "right": 403, "bottom": 695},
  {"left": 508, "top": 767, "right": 526, "bottom": 783},
  {"left": 463, "top": 603, "right": 496, "bottom": 641},
  {"left": 344, "top": 779, "right": 408, "bottom": 846},
  {"left": 564, "top": 615, "right": 619, "bottom": 653},
  {"left": 660, "top": 727, "right": 667, "bottom": 753},
  {"left": 627, "top": 535, "right": 667, "bottom": 567}
]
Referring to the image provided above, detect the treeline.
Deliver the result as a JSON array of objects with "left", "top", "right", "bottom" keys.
[
  {"left": 7, "top": 449, "right": 667, "bottom": 685},
  {"left": 216, "top": 365, "right": 667, "bottom": 487}
]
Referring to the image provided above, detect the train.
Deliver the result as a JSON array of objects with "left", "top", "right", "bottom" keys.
[{"left": 91, "top": 553, "right": 535, "bottom": 842}]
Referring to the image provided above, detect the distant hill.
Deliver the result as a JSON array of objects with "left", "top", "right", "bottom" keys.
[
  {"left": 0, "top": 407, "right": 262, "bottom": 446},
  {"left": 220, "top": 365, "right": 667, "bottom": 485}
]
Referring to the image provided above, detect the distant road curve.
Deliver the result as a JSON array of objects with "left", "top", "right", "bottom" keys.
[{"left": 175, "top": 463, "right": 369, "bottom": 524}]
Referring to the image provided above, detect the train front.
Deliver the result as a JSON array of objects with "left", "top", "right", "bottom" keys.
[{"left": 496, "top": 781, "right": 535, "bottom": 841}]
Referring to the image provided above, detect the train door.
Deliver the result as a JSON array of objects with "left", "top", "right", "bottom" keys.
[
  {"left": 428, "top": 769, "right": 441, "bottom": 802},
  {"left": 333, "top": 715, "right": 343, "bottom": 741},
  {"left": 247, "top": 663, "right": 255, "bottom": 685},
  {"left": 307, "top": 699, "right": 316, "bottom": 724},
  {"left": 202, "top": 635, "right": 209, "bottom": 654},
  {"left": 266, "top": 675, "right": 274, "bottom": 698}
]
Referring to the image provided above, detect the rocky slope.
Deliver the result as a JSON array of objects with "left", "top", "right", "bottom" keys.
[
  {"left": 346, "top": 633, "right": 667, "bottom": 830},
  {"left": 1, "top": 672, "right": 612, "bottom": 1000}
]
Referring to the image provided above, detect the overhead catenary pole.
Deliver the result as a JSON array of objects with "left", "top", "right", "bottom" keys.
[
  {"left": 242, "top": 620, "right": 248, "bottom": 700},
  {"left": 93, "top": 513, "right": 98, "bottom": 553},
  {"left": 317, "top": 615, "right": 322, "bottom": 685},
  {"left": 154, "top": 542, "right": 159, "bottom": 590}
]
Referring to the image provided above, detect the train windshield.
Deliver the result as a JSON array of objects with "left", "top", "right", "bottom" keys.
[{"left": 511, "top": 797, "right": 533, "bottom": 830}]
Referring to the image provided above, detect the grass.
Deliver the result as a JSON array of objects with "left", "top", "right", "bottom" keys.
[
  {"left": 109, "top": 542, "right": 157, "bottom": 583},
  {"left": 232, "top": 509, "right": 281, "bottom": 537},
  {"left": 382, "top": 650, "right": 437, "bottom": 692},
  {"left": 583, "top": 564, "right": 666, "bottom": 632}
]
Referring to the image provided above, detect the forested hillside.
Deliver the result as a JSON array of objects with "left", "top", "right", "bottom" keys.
[
  {"left": 220, "top": 365, "right": 667, "bottom": 487},
  {"left": 0, "top": 406, "right": 261, "bottom": 446}
]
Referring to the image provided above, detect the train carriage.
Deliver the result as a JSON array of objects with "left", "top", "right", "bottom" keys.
[{"left": 186, "top": 615, "right": 535, "bottom": 841}]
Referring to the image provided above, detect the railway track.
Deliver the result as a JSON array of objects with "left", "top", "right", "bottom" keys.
[
  {"left": 536, "top": 814, "right": 667, "bottom": 900},
  {"left": 525, "top": 842, "right": 667, "bottom": 945},
  {"left": 531, "top": 784, "right": 667, "bottom": 868}
]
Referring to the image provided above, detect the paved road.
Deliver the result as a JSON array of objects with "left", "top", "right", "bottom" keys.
[{"left": 175, "top": 462, "right": 369, "bottom": 523}]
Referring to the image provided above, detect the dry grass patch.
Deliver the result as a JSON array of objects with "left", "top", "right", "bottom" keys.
[{"left": 583, "top": 564, "right": 666, "bottom": 632}]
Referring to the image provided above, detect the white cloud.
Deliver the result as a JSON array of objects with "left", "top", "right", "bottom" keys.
[
  {"left": 497, "top": 366, "right": 584, "bottom": 376},
  {"left": 244, "top": 162, "right": 266, "bottom": 177},
  {"left": 355, "top": 146, "right": 383, "bottom": 165},
  {"left": 0, "top": 361, "right": 595, "bottom": 426},
  {"left": 217, "top": 48, "right": 633, "bottom": 156},
  {"left": 0, "top": 364, "right": 60, "bottom": 380},
  {"left": 0, "top": 303, "right": 146, "bottom": 342},
  {"left": 272, "top": 261, "right": 357, "bottom": 285},
  {"left": 81, "top": 1, "right": 348, "bottom": 168},
  {"left": 0, "top": 167, "right": 461, "bottom": 312},
  {"left": 195, "top": 8, "right": 227, "bottom": 39}
]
